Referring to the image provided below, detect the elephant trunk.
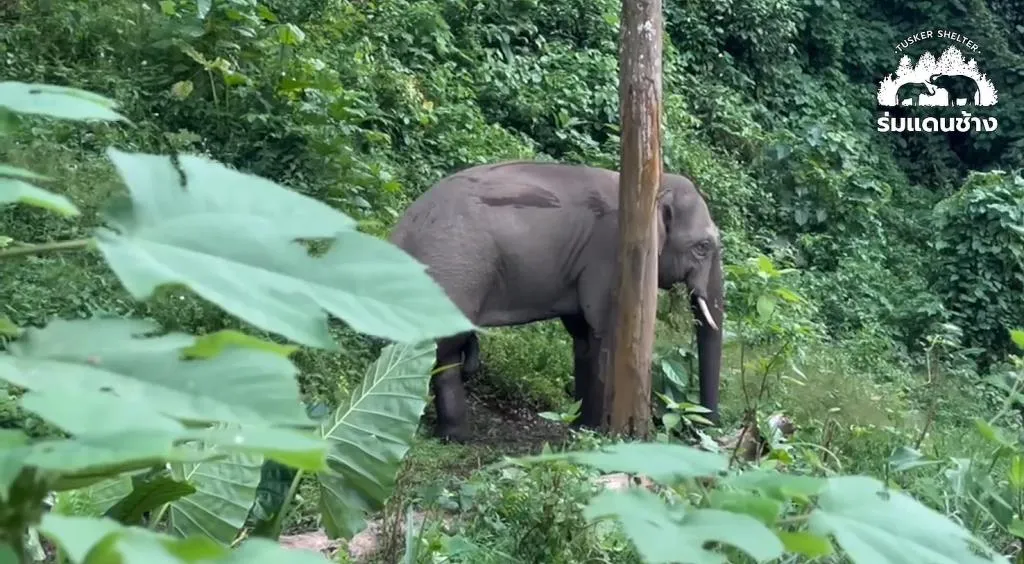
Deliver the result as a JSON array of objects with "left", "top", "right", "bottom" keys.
[{"left": 691, "top": 253, "right": 724, "bottom": 425}]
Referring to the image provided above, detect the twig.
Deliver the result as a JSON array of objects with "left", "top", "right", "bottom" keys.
[{"left": 0, "top": 238, "right": 92, "bottom": 260}]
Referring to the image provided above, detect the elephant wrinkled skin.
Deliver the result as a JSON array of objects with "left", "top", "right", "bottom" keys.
[{"left": 388, "top": 161, "right": 725, "bottom": 442}]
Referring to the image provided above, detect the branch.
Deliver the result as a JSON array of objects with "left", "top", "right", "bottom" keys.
[{"left": 0, "top": 238, "right": 93, "bottom": 260}]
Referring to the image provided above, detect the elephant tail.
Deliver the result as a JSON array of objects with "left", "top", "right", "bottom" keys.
[{"left": 462, "top": 332, "right": 481, "bottom": 376}]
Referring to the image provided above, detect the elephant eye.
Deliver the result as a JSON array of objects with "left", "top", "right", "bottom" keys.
[{"left": 694, "top": 240, "right": 712, "bottom": 255}]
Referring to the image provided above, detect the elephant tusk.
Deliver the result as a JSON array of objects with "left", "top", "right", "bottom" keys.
[{"left": 697, "top": 297, "right": 719, "bottom": 331}]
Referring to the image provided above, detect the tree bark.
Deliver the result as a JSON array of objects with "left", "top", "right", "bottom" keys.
[{"left": 599, "top": 0, "right": 663, "bottom": 438}]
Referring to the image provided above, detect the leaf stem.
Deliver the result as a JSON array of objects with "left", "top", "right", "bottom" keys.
[
  {"left": 149, "top": 503, "right": 170, "bottom": 531},
  {"left": 0, "top": 238, "right": 93, "bottom": 260},
  {"left": 267, "top": 470, "right": 305, "bottom": 539}
]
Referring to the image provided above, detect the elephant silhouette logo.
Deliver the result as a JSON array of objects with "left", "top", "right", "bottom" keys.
[
  {"left": 894, "top": 81, "right": 937, "bottom": 106},
  {"left": 927, "top": 74, "right": 980, "bottom": 106},
  {"left": 877, "top": 45, "right": 997, "bottom": 107}
]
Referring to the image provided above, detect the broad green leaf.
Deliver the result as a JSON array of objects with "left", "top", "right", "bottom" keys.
[
  {"left": 0, "top": 544, "right": 16, "bottom": 564},
  {"left": 183, "top": 330, "right": 298, "bottom": 359},
  {"left": 0, "top": 164, "right": 49, "bottom": 181},
  {"left": 23, "top": 429, "right": 321, "bottom": 492},
  {"left": 0, "top": 81, "right": 126, "bottom": 121},
  {"left": 191, "top": 426, "right": 326, "bottom": 471},
  {"left": 707, "top": 490, "right": 782, "bottom": 526},
  {"left": 0, "top": 429, "right": 27, "bottom": 448},
  {"left": 6, "top": 318, "right": 193, "bottom": 363},
  {"left": 19, "top": 387, "right": 326, "bottom": 471},
  {"left": 105, "top": 475, "right": 197, "bottom": 526},
  {"left": 49, "top": 498, "right": 325, "bottom": 562},
  {"left": 276, "top": 23, "right": 306, "bottom": 46},
  {"left": 584, "top": 488, "right": 784, "bottom": 563},
  {"left": 1, "top": 318, "right": 312, "bottom": 427},
  {"left": 723, "top": 470, "right": 826, "bottom": 502},
  {"left": 775, "top": 288, "right": 801, "bottom": 303},
  {"left": 1010, "top": 329, "right": 1024, "bottom": 351},
  {"left": 0, "top": 430, "right": 29, "bottom": 499},
  {"left": 24, "top": 432, "right": 210, "bottom": 482},
  {"left": 95, "top": 149, "right": 474, "bottom": 348},
  {"left": 808, "top": 476, "right": 1005, "bottom": 564},
  {"left": 776, "top": 530, "right": 834, "bottom": 557},
  {"left": 756, "top": 294, "right": 777, "bottom": 319},
  {"left": 681, "top": 403, "right": 713, "bottom": 414},
  {"left": 102, "top": 149, "right": 355, "bottom": 239},
  {"left": 37, "top": 514, "right": 123, "bottom": 564},
  {"left": 1009, "top": 456, "right": 1024, "bottom": 490},
  {"left": 685, "top": 413, "right": 715, "bottom": 426},
  {"left": 1008, "top": 518, "right": 1024, "bottom": 539},
  {"left": 531, "top": 443, "right": 728, "bottom": 485},
  {"left": 0, "top": 178, "right": 80, "bottom": 216},
  {"left": 82, "top": 526, "right": 225, "bottom": 563},
  {"left": 317, "top": 341, "right": 436, "bottom": 539},
  {"left": 888, "top": 445, "right": 941, "bottom": 472},
  {"left": 755, "top": 255, "right": 776, "bottom": 275},
  {"left": 58, "top": 475, "right": 134, "bottom": 517},
  {"left": 0, "top": 316, "right": 18, "bottom": 337},
  {"left": 217, "top": 538, "right": 331, "bottom": 563},
  {"left": 169, "top": 438, "right": 263, "bottom": 544},
  {"left": 974, "top": 418, "right": 1014, "bottom": 448},
  {"left": 19, "top": 389, "right": 187, "bottom": 437}
]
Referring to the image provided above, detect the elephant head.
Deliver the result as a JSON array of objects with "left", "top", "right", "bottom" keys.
[{"left": 656, "top": 176, "right": 724, "bottom": 424}]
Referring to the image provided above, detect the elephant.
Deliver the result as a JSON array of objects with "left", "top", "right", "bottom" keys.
[
  {"left": 928, "top": 73, "right": 979, "bottom": 106},
  {"left": 388, "top": 161, "right": 725, "bottom": 443},
  {"left": 896, "top": 81, "right": 937, "bottom": 106}
]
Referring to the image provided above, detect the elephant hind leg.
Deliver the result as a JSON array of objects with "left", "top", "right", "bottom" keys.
[
  {"left": 560, "top": 314, "right": 603, "bottom": 429},
  {"left": 461, "top": 331, "right": 481, "bottom": 378},
  {"left": 433, "top": 332, "right": 473, "bottom": 443}
]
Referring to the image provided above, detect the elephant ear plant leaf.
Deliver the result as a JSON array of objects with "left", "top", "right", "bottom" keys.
[
  {"left": 0, "top": 319, "right": 328, "bottom": 481},
  {"left": 0, "top": 81, "right": 126, "bottom": 122},
  {"left": 585, "top": 488, "right": 786, "bottom": 564},
  {"left": 0, "top": 81, "right": 121, "bottom": 218},
  {"left": 95, "top": 148, "right": 475, "bottom": 350},
  {"left": 242, "top": 341, "right": 438, "bottom": 541},
  {"left": 808, "top": 476, "right": 1008, "bottom": 564},
  {"left": 167, "top": 446, "right": 263, "bottom": 545},
  {"left": 317, "top": 340, "right": 438, "bottom": 540},
  {"left": 518, "top": 443, "right": 1009, "bottom": 564}
]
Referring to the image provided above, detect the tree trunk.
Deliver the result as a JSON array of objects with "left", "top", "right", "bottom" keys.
[{"left": 599, "top": 0, "right": 663, "bottom": 439}]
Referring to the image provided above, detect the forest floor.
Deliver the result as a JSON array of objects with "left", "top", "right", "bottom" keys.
[
  {"left": 282, "top": 381, "right": 570, "bottom": 532},
  {"left": 277, "top": 383, "right": 572, "bottom": 561}
]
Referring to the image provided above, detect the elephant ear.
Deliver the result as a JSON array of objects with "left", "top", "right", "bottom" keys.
[{"left": 656, "top": 187, "right": 672, "bottom": 255}]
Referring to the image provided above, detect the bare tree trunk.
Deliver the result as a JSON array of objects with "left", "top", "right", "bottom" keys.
[{"left": 599, "top": 0, "right": 663, "bottom": 439}]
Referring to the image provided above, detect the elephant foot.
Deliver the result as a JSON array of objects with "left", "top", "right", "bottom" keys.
[{"left": 435, "top": 422, "right": 470, "bottom": 444}]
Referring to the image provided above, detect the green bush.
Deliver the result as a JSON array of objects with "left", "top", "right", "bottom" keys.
[{"left": 933, "top": 170, "right": 1024, "bottom": 369}]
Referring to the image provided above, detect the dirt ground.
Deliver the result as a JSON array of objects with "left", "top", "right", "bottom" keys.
[{"left": 446, "top": 387, "right": 571, "bottom": 453}]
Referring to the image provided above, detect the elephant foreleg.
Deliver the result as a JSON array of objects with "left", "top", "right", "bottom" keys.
[{"left": 433, "top": 333, "right": 472, "bottom": 443}]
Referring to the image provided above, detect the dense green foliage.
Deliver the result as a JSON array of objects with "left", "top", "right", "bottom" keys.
[{"left": 4, "top": 0, "right": 1024, "bottom": 562}]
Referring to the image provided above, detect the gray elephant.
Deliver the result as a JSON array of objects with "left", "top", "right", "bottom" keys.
[
  {"left": 896, "top": 81, "right": 937, "bottom": 106},
  {"left": 928, "top": 73, "right": 979, "bottom": 106},
  {"left": 388, "top": 161, "right": 725, "bottom": 442}
]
